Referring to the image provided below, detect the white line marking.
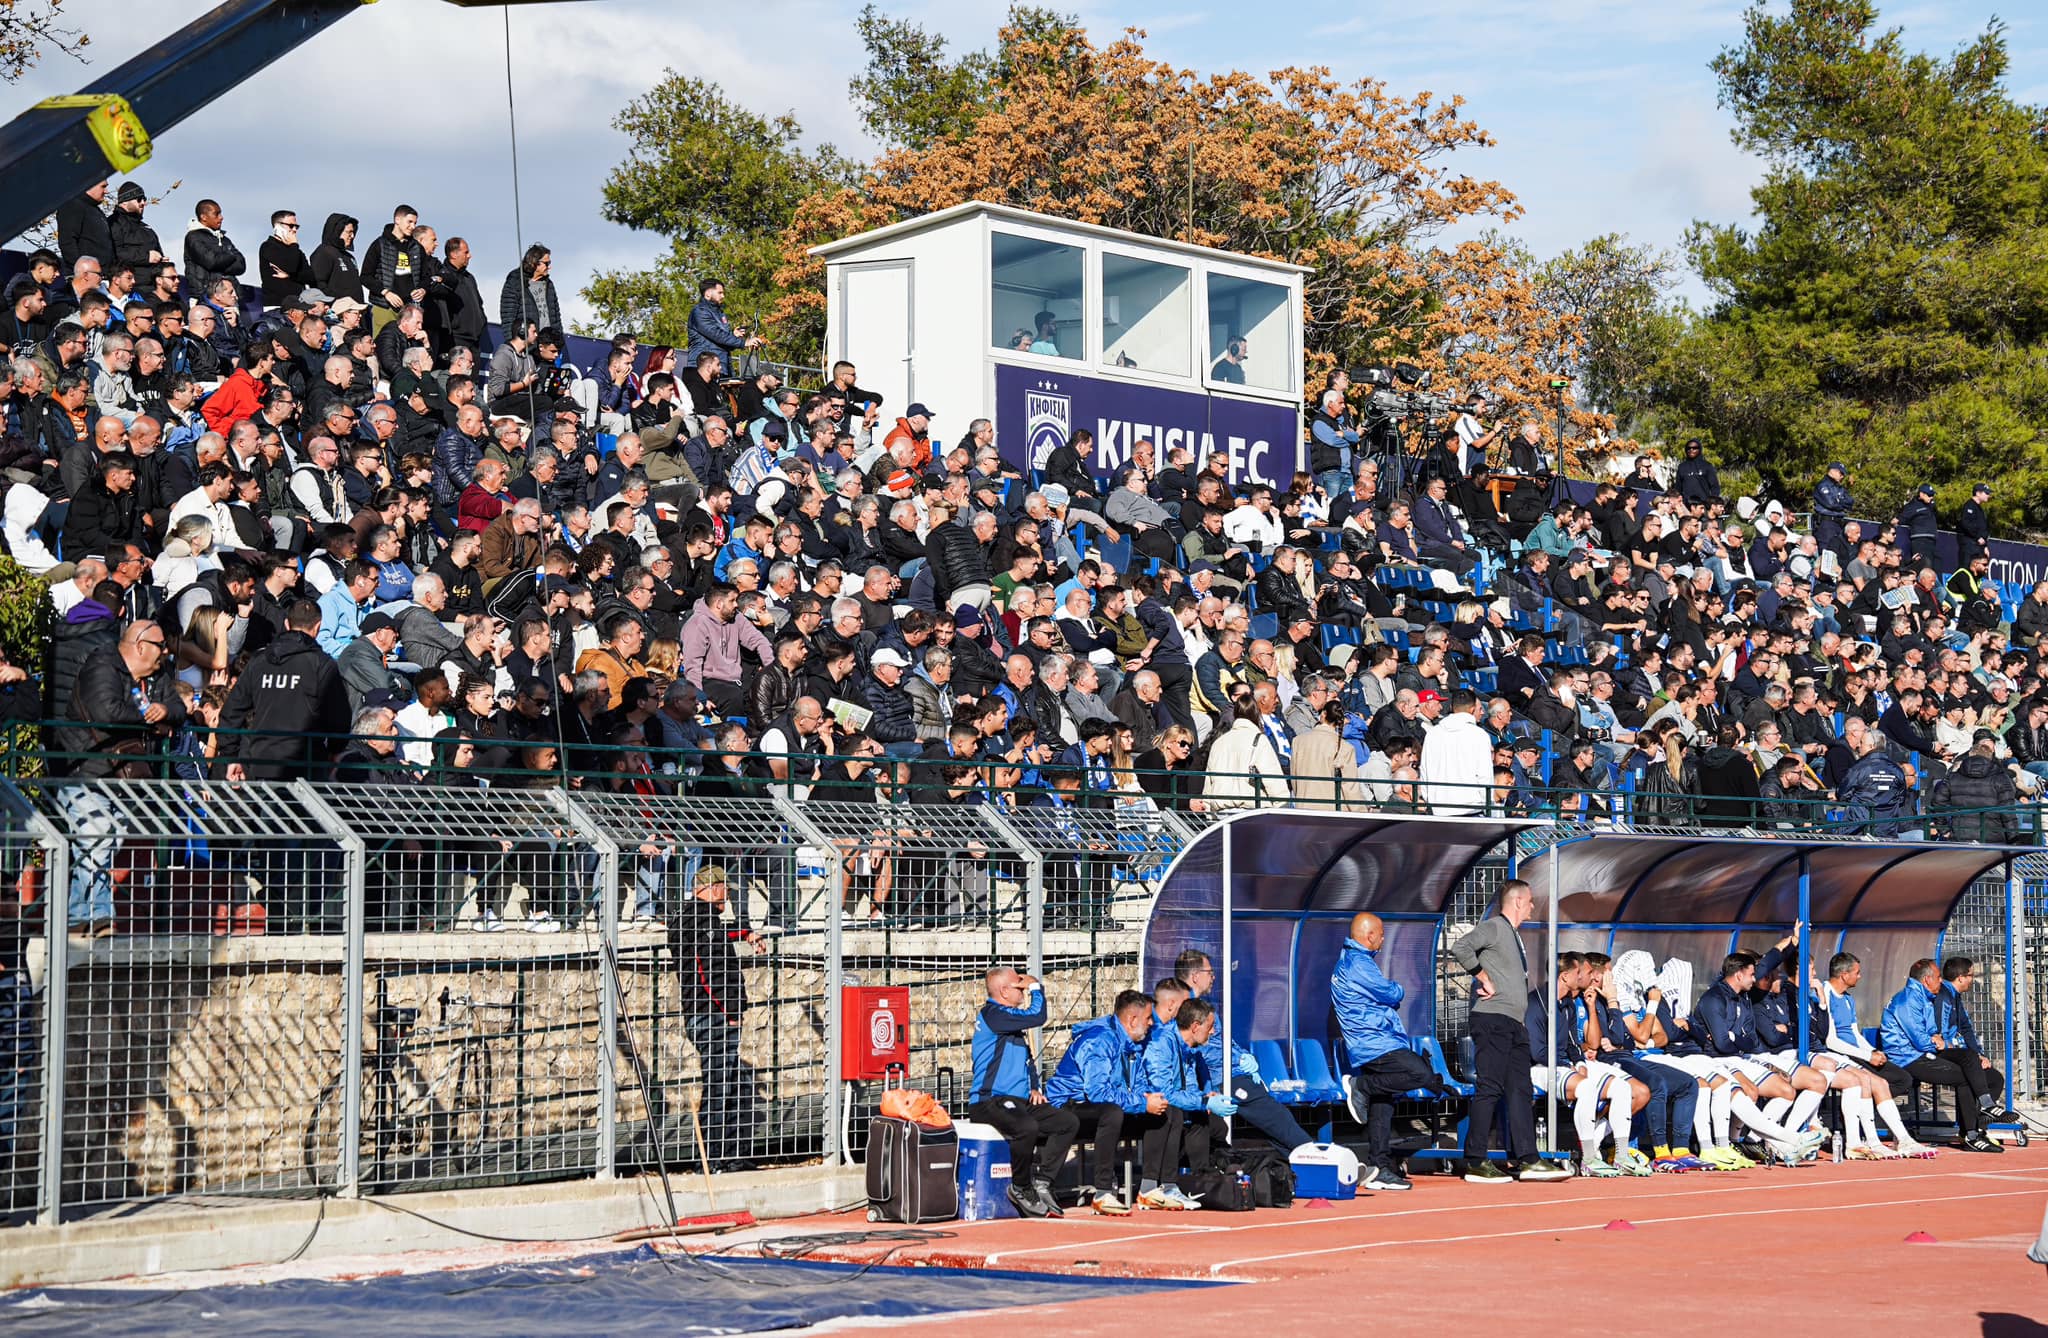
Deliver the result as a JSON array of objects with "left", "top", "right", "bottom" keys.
[
  {"left": 982, "top": 1164, "right": 2006, "bottom": 1262},
  {"left": 1210, "top": 1187, "right": 2048, "bottom": 1274}
]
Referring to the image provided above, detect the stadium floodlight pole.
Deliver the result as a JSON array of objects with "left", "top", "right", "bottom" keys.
[{"left": 1545, "top": 824, "right": 1558, "bottom": 1156}]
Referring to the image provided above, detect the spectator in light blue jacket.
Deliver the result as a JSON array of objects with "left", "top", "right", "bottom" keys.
[
  {"left": 1332, "top": 912, "right": 1441, "bottom": 1189},
  {"left": 1047, "top": 990, "right": 1164, "bottom": 1215}
]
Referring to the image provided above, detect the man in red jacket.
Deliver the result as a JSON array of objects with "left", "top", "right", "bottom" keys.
[{"left": 201, "top": 343, "right": 272, "bottom": 435}]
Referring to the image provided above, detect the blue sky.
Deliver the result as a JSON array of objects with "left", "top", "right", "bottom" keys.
[{"left": 7, "top": 1, "right": 2042, "bottom": 321}]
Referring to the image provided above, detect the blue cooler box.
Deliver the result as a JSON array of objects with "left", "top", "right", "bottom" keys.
[
  {"left": 1288, "top": 1143, "right": 1361, "bottom": 1200},
  {"left": 954, "top": 1120, "right": 1019, "bottom": 1220}
]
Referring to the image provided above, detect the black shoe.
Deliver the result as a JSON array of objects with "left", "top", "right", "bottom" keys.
[
  {"left": 1344, "top": 1077, "right": 1370, "bottom": 1127},
  {"left": 1962, "top": 1131, "right": 2005, "bottom": 1153},
  {"left": 1988, "top": 1107, "right": 2023, "bottom": 1124},
  {"left": 1364, "top": 1166, "right": 1411, "bottom": 1192},
  {"left": 1007, "top": 1182, "right": 1050, "bottom": 1217},
  {"left": 1033, "top": 1179, "right": 1064, "bottom": 1216},
  {"left": 1463, "top": 1159, "right": 1512, "bottom": 1184}
]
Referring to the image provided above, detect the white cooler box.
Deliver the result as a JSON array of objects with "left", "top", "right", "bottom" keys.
[{"left": 1289, "top": 1143, "right": 1361, "bottom": 1200}]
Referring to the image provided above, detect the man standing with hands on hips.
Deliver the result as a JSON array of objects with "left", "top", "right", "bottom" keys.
[{"left": 1450, "top": 878, "right": 1570, "bottom": 1182}]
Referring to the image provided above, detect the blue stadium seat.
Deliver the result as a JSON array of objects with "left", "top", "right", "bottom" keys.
[
  {"left": 1248, "top": 612, "right": 1279, "bottom": 641},
  {"left": 1412, "top": 1035, "right": 1475, "bottom": 1098},
  {"left": 1292, "top": 1038, "right": 1347, "bottom": 1105},
  {"left": 1321, "top": 624, "right": 1361, "bottom": 652},
  {"left": 1252, "top": 1040, "right": 1301, "bottom": 1103}
]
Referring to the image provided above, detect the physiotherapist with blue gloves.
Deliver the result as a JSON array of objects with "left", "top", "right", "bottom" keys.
[
  {"left": 1172, "top": 948, "right": 1314, "bottom": 1153},
  {"left": 1333, "top": 911, "right": 1444, "bottom": 1192},
  {"left": 1047, "top": 988, "right": 1168, "bottom": 1216},
  {"left": 1138, "top": 979, "right": 1232, "bottom": 1209}
]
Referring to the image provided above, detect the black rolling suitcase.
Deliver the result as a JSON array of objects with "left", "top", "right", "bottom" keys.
[{"left": 864, "top": 1115, "right": 959, "bottom": 1223}]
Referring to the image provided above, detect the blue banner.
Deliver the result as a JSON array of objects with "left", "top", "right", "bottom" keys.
[{"left": 994, "top": 363, "right": 1301, "bottom": 491}]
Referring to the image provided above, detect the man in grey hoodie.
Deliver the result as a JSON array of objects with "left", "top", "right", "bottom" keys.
[{"left": 1449, "top": 878, "right": 1569, "bottom": 1183}]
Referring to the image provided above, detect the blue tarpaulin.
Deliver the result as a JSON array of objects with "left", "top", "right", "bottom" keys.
[{"left": 0, "top": 1248, "right": 1220, "bottom": 1337}]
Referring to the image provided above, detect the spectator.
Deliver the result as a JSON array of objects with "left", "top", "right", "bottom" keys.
[
  {"left": 1291, "top": 698, "right": 1365, "bottom": 809},
  {"left": 1931, "top": 735, "right": 2019, "bottom": 843},
  {"left": 257, "top": 209, "right": 314, "bottom": 306},
  {"left": 1419, "top": 689, "right": 1491, "bottom": 815},
  {"left": 56, "top": 180, "right": 113, "bottom": 272},
  {"left": 499, "top": 243, "right": 563, "bottom": 337},
  {"left": 361, "top": 204, "right": 428, "bottom": 331},
  {"left": 684, "top": 277, "right": 760, "bottom": 377},
  {"left": 181, "top": 196, "right": 248, "bottom": 297},
  {"left": 668, "top": 865, "right": 762, "bottom": 1172},
  {"left": 308, "top": 212, "right": 363, "bottom": 308},
  {"left": 108, "top": 182, "right": 163, "bottom": 269}
]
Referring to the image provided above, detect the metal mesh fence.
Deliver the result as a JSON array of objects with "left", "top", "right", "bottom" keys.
[
  {"left": 37, "top": 781, "right": 349, "bottom": 1212},
  {"left": 573, "top": 792, "right": 829, "bottom": 1174},
  {"left": 1944, "top": 869, "right": 2016, "bottom": 1107},
  {"left": 0, "top": 784, "right": 50, "bottom": 1224},
  {"left": 302, "top": 784, "right": 610, "bottom": 1194}
]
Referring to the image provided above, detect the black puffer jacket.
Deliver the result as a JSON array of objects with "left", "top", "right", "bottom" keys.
[
  {"left": 862, "top": 674, "right": 917, "bottom": 744},
  {"left": 214, "top": 630, "right": 350, "bottom": 779},
  {"left": 52, "top": 646, "right": 185, "bottom": 779},
  {"left": 745, "top": 661, "right": 803, "bottom": 726},
  {"left": 1932, "top": 754, "right": 2019, "bottom": 844},
  {"left": 361, "top": 223, "right": 427, "bottom": 311},
  {"left": 47, "top": 600, "right": 120, "bottom": 729},
  {"left": 923, "top": 519, "right": 989, "bottom": 601},
  {"left": 183, "top": 222, "right": 247, "bottom": 301}
]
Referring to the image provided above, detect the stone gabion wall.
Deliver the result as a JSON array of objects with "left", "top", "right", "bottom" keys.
[{"left": 48, "top": 932, "right": 1144, "bottom": 1205}]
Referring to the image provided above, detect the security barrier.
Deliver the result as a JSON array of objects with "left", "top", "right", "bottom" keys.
[{"left": 4, "top": 781, "right": 2044, "bottom": 1227}]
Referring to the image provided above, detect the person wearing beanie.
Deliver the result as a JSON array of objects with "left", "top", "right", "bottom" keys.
[{"left": 108, "top": 181, "right": 165, "bottom": 273}]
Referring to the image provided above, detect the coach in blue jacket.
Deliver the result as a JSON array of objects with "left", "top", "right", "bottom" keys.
[
  {"left": 1048, "top": 990, "right": 1167, "bottom": 1215},
  {"left": 971, "top": 966, "right": 1081, "bottom": 1215},
  {"left": 1881, "top": 958, "right": 1999, "bottom": 1151},
  {"left": 1333, "top": 911, "right": 1443, "bottom": 1191}
]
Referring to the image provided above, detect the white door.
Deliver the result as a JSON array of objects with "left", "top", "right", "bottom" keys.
[{"left": 839, "top": 261, "right": 913, "bottom": 415}]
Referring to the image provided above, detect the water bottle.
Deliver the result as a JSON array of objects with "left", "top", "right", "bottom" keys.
[
  {"left": 1831, "top": 1129, "right": 1844, "bottom": 1163},
  {"left": 1236, "top": 1168, "right": 1252, "bottom": 1203}
]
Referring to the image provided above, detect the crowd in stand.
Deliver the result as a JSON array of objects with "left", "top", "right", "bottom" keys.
[{"left": 2, "top": 180, "right": 2043, "bottom": 938}]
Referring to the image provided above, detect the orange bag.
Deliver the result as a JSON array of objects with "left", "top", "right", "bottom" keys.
[{"left": 879, "top": 1088, "right": 953, "bottom": 1129}]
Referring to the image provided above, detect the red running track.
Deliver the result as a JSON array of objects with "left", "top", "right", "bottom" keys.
[{"left": 695, "top": 1148, "right": 2048, "bottom": 1336}]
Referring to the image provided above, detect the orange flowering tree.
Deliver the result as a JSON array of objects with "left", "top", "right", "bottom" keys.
[{"left": 771, "top": 14, "right": 1599, "bottom": 445}]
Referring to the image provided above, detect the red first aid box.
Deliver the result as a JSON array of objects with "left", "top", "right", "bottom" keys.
[{"left": 841, "top": 985, "right": 910, "bottom": 1080}]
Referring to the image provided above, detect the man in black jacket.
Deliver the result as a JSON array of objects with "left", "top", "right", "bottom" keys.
[
  {"left": 62, "top": 451, "right": 143, "bottom": 559},
  {"left": 52, "top": 620, "right": 183, "bottom": 933},
  {"left": 216, "top": 599, "right": 350, "bottom": 780},
  {"left": 1931, "top": 736, "right": 2020, "bottom": 843},
  {"left": 427, "top": 236, "right": 486, "bottom": 356},
  {"left": 1043, "top": 429, "right": 1102, "bottom": 510},
  {"left": 56, "top": 182, "right": 113, "bottom": 272},
  {"left": 669, "top": 865, "right": 762, "bottom": 1170},
  {"left": 360, "top": 206, "right": 428, "bottom": 333}
]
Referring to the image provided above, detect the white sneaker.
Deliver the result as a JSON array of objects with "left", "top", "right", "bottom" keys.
[
  {"left": 525, "top": 913, "right": 563, "bottom": 934},
  {"left": 475, "top": 910, "right": 506, "bottom": 933},
  {"left": 1166, "top": 1185, "right": 1202, "bottom": 1210}
]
